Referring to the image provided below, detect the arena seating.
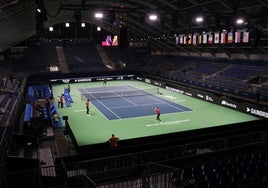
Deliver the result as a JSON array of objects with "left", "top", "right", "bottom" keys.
[
  {"left": 103, "top": 47, "right": 132, "bottom": 68},
  {"left": 22, "top": 41, "right": 59, "bottom": 72},
  {"left": 64, "top": 41, "right": 105, "bottom": 72},
  {"left": 28, "top": 85, "right": 52, "bottom": 101},
  {"left": 167, "top": 151, "right": 268, "bottom": 188},
  {"left": 0, "top": 39, "right": 267, "bottom": 187},
  {"left": 25, "top": 84, "right": 62, "bottom": 128},
  {"left": 260, "top": 85, "right": 268, "bottom": 101},
  {"left": 145, "top": 56, "right": 268, "bottom": 103},
  {"left": 219, "top": 65, "right": 268, "bottom": 80}
]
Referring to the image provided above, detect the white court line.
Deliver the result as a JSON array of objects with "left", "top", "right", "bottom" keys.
[
  {"left": 74, "top": 109, "right": 86, "bottom": 112},
  {"left": 74, "top": 109, "right": 93, "bottom": 112},
  {"left": 147, "top": 95, "right": 188, "bottom": 112},
  {"left": 146, "top": 119, "right": 190, "bottom": 127},
  {"left": 112, "top": 90, "right": 138, "bottom": 106},
  {"left": 123, "top": 85, "right": 189, "bottom": 112},
  {"left": 110, "top": 102, "right": 162, "bottom": 109},
  {"left": 82, "top": 88, "right": 121, "bottom": 119},
  {"left": 174, "top": 100, "right": 186, "bottom": 102}
]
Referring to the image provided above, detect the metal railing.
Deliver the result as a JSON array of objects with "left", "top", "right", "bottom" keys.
[{"left": 2, "top": 127, "right": 268, "bottom": 188}]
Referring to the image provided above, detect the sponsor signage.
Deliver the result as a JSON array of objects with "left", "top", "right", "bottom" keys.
[
  {"left": 166, "top": 86, "right": 184, "bottom": 94},
  {"left": 197, "top": 94, "right": 204, "bottom": 99},
  {"left": 145, "top": 79, "right": 151, "bottom": 84},
  {"left": 50, "top": 75, "right": 134, "bottom": 84},
  {"left": 156, "top": 79, "right": 267, "bottom": 119},
  {"left": 246, "top": 107, "right": 268, "bottom": 118},
  {"left": 205, "top": 95, "right": 214, "bottom": 102},
  {"left": 221, "top": 100, "right": 237, "bottom": 109},
  {"left": 136, "top": 77, "right": 143, "bottom": 81},
  {"left": 153, "top": 81, "right": 161, "bottom": 87}
]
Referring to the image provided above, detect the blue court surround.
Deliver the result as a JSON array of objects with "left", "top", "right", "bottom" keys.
[{"left": 79, "top": 85, "right": 192, "bottom": 120}]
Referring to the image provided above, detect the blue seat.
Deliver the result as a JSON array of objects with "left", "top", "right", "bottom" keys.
[{"left": 24, "top": 103, "right": 33, "bottom": 122}]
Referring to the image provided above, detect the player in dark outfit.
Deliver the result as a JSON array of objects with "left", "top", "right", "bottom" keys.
[{"left": 154, "top": 107, "right": 161, "bottom": 122}]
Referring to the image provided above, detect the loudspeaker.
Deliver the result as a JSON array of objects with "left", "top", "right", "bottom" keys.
[{"left": 120, "top": 27, "right": 128, "bottom": 48}]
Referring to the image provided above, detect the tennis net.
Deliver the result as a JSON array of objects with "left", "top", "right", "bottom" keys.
[{"left": 81, "top": 88, "right": 159, "bottom": 101}]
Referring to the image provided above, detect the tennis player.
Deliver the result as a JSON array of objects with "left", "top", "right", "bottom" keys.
[
  {"left": 103, "top": 77, "right": 107, "bottom": 85},
  {"left": 85, "top": 99, "right": 90, "bottom": 116},
  {"left": 154, "top": 107, "right": 161, "bottom": 122},
  {"left": 107, "top": 134, "right": 119, "bottom": 148}
]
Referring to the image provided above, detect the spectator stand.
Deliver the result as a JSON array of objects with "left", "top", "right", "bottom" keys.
[
  {"left": 24, "top": 84, "right": 63, "bottom": 138},
  {"left": 27, "top": 84, "right": 52, "bottom": 101}
]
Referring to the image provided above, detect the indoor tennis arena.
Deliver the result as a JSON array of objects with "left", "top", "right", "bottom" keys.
[{"left": 0, "top": 0, "right": 268, "bottom": 188}]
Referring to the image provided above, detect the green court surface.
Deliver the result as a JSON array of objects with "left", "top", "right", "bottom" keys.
[{"left": 52, "top": 80, "right": 260, "bottom": 147}]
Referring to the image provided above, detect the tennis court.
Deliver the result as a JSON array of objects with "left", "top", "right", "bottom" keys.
[
  {"left": 78, "top": 85, "right": 192, "bottom": 120},
  {"left": 51, "top": 79, "right": 260, "bottom": 149}
]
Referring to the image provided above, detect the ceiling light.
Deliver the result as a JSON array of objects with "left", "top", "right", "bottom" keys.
[
  {"left": 65, "top": 23, "right": 70, "bottom": 27},
  {"left": 81, "top": 23, "right": 85, "bottom": 27},
  {"left": 196, "top": 16, "right": 203, "bottom": 23},
  {"left": 95, "top": 13, "right": 103, "bottom": 19},
  {"left": 149, "top": 14, "right": 157, "bottom": 21},
  {"left": 236, "top": 18, "right": 244, "bottom": 24}
]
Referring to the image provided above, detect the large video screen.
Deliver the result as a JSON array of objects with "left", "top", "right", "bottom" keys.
[{"left": 101, "top": 35, "right": 118, "bottom": 46}]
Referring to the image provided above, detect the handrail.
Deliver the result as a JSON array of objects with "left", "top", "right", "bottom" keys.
[{"left": 82, "top": 173, "right": 97, "bottom": 187}]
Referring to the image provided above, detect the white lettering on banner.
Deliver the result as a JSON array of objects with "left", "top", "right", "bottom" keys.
[
  {"left": 185, "top": 92, "right": 192, "bottom": 96},
  {"left": 165, "top": 86, "right": 184, "bottom": 94},
  {"left": 145, "top": 79, "right": 151, "bottom": 83},
  {"left": 62, "top": 79, "right": 70, "bottom": 83},
  {"left": 197, "top": 94, "right": 204, "bottom": 99},
  {"left": 154, "top": 82, "right": 161, "bottom": 86},
  {"left": 247, "top": 108, "right": 268, "bottom": 118},
  {"left": 78, "top": 78, "right": 92, "bottom": 82},
  {"left": 221, "top": 100, "right": 237, "bottom": 109},
  {"left": 205, "top": 95, "right": 213, "bottom": 102},
  {"left": 136, "top": 77, "right": 142, "bottom": 80}
]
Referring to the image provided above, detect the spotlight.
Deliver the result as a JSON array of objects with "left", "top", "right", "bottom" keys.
[
  {"left": 65, "top": 23, "right": 70, "bottom": 27},
  {"left": 81, "top": 23, "right": 85, "bottom": 27}
]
